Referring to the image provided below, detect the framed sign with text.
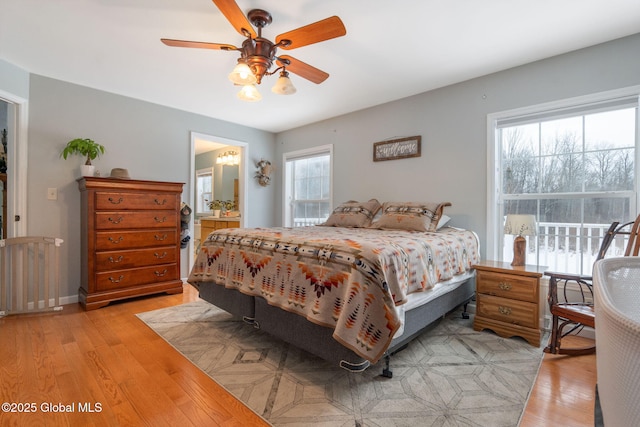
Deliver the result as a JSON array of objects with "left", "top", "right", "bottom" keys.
[{"left": 373, "top": 136, "right": 421, "bottom": 162}]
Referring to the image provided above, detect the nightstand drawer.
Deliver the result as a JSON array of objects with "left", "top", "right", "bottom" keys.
[
  {"left": 476, "top": 270, "right": 538, "bottom": 303},
  {"left": 476, "top": 294, "right": 538, "bottom": 329}
]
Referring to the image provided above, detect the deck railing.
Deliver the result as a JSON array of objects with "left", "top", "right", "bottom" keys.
[{"left": 506, "top": 222, "right": 631, "bottom": 274}]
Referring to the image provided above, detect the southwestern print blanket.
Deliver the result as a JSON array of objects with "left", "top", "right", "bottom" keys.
[{"left": 188, "top": 226, "right": 480, "bottom": 363}]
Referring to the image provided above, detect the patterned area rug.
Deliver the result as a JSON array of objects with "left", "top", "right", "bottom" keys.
[{"left": 137, "top": 300, "right": 543, "bottom": 427}]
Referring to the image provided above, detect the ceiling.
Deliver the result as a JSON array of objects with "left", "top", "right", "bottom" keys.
[{"left": 2, "top": 1, "right": 640, "bottom": 134}]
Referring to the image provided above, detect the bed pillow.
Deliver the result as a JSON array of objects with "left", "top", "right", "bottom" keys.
[
  {"left": 320, "top": 199, "right": 382, "bottom": 228},
  {"left": 370, "top": 201, "right": 452, "bottom": 232}
]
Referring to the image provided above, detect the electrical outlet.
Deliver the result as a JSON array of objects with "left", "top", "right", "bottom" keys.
[{"left": 47, "top": 188, "right": 57, "bottom": 200}]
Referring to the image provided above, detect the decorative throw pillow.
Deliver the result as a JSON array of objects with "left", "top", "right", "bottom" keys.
[
  {"left": 319, "top": 199, "right": 382, "bottom": 228},
  {"left": 370, "top": 201, "right": 451, "bottom": 232}
]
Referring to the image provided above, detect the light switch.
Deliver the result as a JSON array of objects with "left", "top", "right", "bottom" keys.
[{"left": 47, "top": 187, "right": 57, "bottom": 200}]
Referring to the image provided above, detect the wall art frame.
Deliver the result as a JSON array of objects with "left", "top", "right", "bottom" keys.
[{"left": 373, "top": 136, "right": 421, "bottom": 162}]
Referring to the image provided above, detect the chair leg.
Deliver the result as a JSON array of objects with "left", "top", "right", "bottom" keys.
[
  {"left": 545, "top": 315, "right": 560, "bottom": 354},
  {"left": 544, "top": 317, "right": 596, "bottom": 355}
]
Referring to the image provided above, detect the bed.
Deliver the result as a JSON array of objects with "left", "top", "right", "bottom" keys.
[{"left": 188, "top": 200, "right": 480, "bottom": 373}]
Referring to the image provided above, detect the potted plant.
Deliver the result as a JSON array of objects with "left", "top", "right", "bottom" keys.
[
  {"left": 208, "top": 200, "right": 224, "bottom": 217},
  {"left": 61, "top": 138, "right": 105, "bottom": 177}
]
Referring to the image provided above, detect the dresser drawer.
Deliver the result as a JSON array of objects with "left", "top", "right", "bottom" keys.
[
  {"left": 95, "top": 192, "right": 179, "bottom": 211},
  {"left": 476, "top": 294, "right": 538, "bottom": 329},
  {"left": 476, "top": 270, "right": 538, "bottom": 303},
  {"left": 95, "top": 246, "right": 177, "bottom": 271},
  {"left": 95, "top": 264, "right": 179, "bottom": 291},
  {"left": 95, "top": 230, "right": 177, "bottom": 250},
  {"left": 95, "top": 211, "right": 177, "bottom": 230}
]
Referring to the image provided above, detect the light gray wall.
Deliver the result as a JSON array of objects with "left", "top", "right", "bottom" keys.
[
  {"left": 0, "top": 59, "right": 30, "bottom": 99},
  {"left": 274, "top": 33, "right": 640, "bottom": 257},
  {"left": 23, "top": 75, "right": 276, "bottom": 300}
]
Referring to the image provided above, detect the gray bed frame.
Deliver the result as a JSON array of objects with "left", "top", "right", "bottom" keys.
[{"left": 195, "top": 274, "right": 475, "bottom": 376}]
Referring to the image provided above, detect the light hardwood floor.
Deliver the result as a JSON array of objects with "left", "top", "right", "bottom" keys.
[{"left": 0, "top": 283, "right": 596, "bottom": 426}]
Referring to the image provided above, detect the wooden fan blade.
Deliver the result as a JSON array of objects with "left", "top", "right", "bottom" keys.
[
  {"left": 277, "top": 55, "right": 329, "bottom": 84},
  {"left": 211, "top": 0, "right": 256, "bottom": 38},
  {"left": 276, "top": 16, "right": 346, "bottom": 50},
  {"left": 161, "top": 39, "right": 237, "bottom": 51}
]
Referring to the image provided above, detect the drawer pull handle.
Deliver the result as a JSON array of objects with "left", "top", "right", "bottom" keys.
[
  {"left": 154, "top": 269, "right": 168, "bottom": 277},
  {"left": 108, "top": 197, "right": 124, "bottom": 204},
  {"left": 498, "top": 282, "right": 512, "bottom": 291},
  {"left": 154, "top": 216, "right": 167, "bottom": 223},
  {"left": 498, "top": 306, "right": 512, "bottom": 316},
  {"left": 154, "top": 234, "right": 168, "bottom": 241},
  {"left": 154, "top": 199, "right": 167, "bottom": 206},
  {"left": 108, "top": 236, "right": 124, "bottom": 244},
  {"left": 154, "top": 252, "right": 168, "bottom": 259},
  {"left": 108, "top": 256, "right": 124, "bottom": 263},
  {"left": 108, "top": 275, "right": 125, "bottom": 283},
  {"left": 108, "top": 216, "right": 124, "bottom": 224}
]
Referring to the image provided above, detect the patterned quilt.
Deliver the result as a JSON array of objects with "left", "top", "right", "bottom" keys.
[{"left": 188, "top": 226, "right": 480, "bottom": 363}]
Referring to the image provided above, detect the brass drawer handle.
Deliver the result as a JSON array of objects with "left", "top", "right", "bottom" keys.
[
  {"left": 154, "top": 269, "right": 168, "bottom": 277},
  {"left": 498, "top": 306, "right": 512, "bottom": 316},
  {"left": 154, "top": 198, "right": 167, "bottom": 206},
  {"left": 108, "top": 275, "right": 125, "bottom": 283},
  {"left": 108, "top": 216, "right": 124, "bottom": 224},
  {"left": 154, "top": 252, "right": 168, "bottom": 259},
  {"left": 108, "top": 236, "right": 124, "bottom": 244},
  {"left": 154, "top": 216, "right": 167, "bottom": 223},
  {"left": 108, "top": 197, "right": 123, "bottom": 204},
  {"left": 498, "top": 282, "right": 512, "bottom": 291},
  {"left": 108, "top": 256, "right": 124, "bottom": 263},
  {"left": 154, "top": 234, "right": 168, "bottom": 241}
]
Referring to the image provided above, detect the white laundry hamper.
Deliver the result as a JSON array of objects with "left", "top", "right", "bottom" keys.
[{"left": 593, "top": 257, "right": 640, "bottom": 427}]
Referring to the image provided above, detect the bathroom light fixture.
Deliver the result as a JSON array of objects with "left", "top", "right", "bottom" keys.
[{"left": 216, "top": 151, "right": 240, "bottom": 166}]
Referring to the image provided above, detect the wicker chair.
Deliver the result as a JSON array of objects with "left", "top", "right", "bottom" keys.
[{"left": 544, "top": 215, "right": 640, "bottom": 355}]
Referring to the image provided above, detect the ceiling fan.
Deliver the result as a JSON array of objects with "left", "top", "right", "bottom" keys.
[{"left": 161, "top": 0, "right": 347, "bottom": 101}]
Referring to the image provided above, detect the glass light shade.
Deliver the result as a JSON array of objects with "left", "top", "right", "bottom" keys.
[
  {"left": 271, "top": 72, "right": 297, "bottom": 95},
  {"left": 228, "top": 62, "right": 257, "bottom": 85},
  {"left": 217, "top": 151, "right": 240, "bottom": 166},
  {"left": 237, "top": 84, "right": 262, "bottom": 102},
  {"left": 504, "top": 214, "right": 537, "bottom": 236}
]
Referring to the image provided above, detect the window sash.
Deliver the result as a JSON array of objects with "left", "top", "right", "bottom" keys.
[
  {"left": 488, "top": 89, "right": 640, "bottom": 272},
  {"left": 283, "top": 145, "right": 333, "bottom": 227}
]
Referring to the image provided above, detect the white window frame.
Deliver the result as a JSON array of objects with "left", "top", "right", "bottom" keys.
[
  {"left": 487, "top": 86, "right": 640, "bottom": 262},
  {"left": 282, "top": 144, "right": 333, "bottom": 227},
  {"left": 195, "top": 167, "right": 214, "bottom": 216}
]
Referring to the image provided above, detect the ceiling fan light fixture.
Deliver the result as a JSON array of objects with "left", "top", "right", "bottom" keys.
[
  {"left": 162, "top": 2, "right": 347, "bottom": 100},
  {"left": 228, "top": 61, "right": 257, "bottom": 85},
  {"left": 237, "top": 84, "right": 262, "bottom": 102},
  {"left": 271, "top": 70, "right": 297, "bottom": 95}
]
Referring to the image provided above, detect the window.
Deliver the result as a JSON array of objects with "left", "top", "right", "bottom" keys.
[
  {"left": 489, "top": 91, "right": 639, "bottom": 274},
  {"left": 195, "top": 167, "right": 213, "bottom": 215},
  {"left": 283, "top": 145, "right": 333, "bottom": 227}
]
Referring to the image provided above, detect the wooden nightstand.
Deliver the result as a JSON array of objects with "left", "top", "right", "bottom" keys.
[{"left": 472, "top": 260, "right": 546, "bottom": 347}]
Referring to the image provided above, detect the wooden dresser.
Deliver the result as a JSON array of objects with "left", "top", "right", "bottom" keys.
[
  {"left": 472, "top": 260, "right": 546, "bottom": 346},
  {"left": 78, "top": 177, "right": 184, "bottom": 310}
]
